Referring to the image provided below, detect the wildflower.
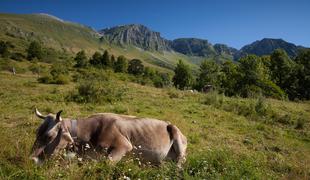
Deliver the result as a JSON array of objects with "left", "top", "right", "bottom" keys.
[{"left": 123, "top": 175, "right": 130, "bottom": 180}]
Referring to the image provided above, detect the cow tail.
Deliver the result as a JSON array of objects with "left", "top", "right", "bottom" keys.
[
  {"left": 167, "top": 124, "right": 187, "bottom": 166},
  {"left": 167, "top": 124, "right": 178, "bottom": 140}
]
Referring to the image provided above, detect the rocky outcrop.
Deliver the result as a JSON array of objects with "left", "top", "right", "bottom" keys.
[
  {"left": 213, "top": 43, "right": 238, "bottom": 56},
  {"left": 99, "top": 24, "right": 171, "bottom": 51}
]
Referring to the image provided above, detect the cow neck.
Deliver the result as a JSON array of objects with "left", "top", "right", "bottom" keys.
[{"left": 70, "top": 119, "right": 78, "bottom": 140}]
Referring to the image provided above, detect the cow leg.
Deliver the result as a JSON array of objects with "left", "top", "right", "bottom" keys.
[{"left": 107, "top": 136, "right": 132, "bottom": 163}]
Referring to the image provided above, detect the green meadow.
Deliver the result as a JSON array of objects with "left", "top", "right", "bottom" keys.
[{"left": 0, "top": 60, "right": 309, "bottom": 179}]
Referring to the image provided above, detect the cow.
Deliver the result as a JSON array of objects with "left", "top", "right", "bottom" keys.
[{"left": 30, "top": 108, "right": 187, "bottom": 167}]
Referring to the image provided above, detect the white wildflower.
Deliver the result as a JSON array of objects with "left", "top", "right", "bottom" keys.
[{"left": 123, "top": 175, "right": 130, "bottom": 180}]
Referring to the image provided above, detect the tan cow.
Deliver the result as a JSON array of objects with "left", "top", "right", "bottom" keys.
[{"left": 30, "top": 109, "right": 187, "bottom": 166}]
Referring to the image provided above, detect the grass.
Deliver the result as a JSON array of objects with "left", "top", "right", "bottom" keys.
[{"left": 0, "top": 61, "right": 309, "bottom": 179}]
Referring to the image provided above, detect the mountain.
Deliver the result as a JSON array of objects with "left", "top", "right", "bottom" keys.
[
  {"left": 236, "top": 38, "right": 301, "bottom": 59},
  {"left": 171, "top": 38, "right": 216, "bottom": 57},
  {"left": 99, "top": 24, "right": 171, "bottom": 51},
  {"left": 213, "top": 44, "right": 238, "bottom": 56},
  {"left": 99, "top": 25, "right": 237, "bottom": 58}
]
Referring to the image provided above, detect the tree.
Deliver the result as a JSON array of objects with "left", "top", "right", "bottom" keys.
[
  {"left": 114, "top": 55, "right": 128, "bottom": 73},
  {"left": 221, "top": 61, "right": 238, "bottom": 96},
  {"left": 0, "top": 41, "right": 10, "bottom": 58},
  {"left": 89, "top": 51, "right": 101, "bottom": 66},
  {"left": 111, "top": 55, "right": 116, "bottom": 67},
  {"left": 237, "top": 55, "right": 285, "bottom": 99},
  {"left": 74, "top": 50, "right": 88, "bottom": 68},
  {"left": 294, "top": 49, "right": 310, "bottom": 100},
  {"left": 172, "top": 60, "right": 193, "bottom": 89},
  {"left": 153, "top": 72, "right": 171, "bottom": 88},
  {"left": 101, "top": 50, "right": 111, "bottom": 67},
  {"left": 196, "top": 60, "right": 222, "bottom": 91},
  {"left": 128, "top": 59, "right": 144, "bottom": 75},
  {"left": 27, "top": 41, "right": 43, "bottom": 60},
  {"left": 270, "top": 49, "right": 294, "bottom": 89}
]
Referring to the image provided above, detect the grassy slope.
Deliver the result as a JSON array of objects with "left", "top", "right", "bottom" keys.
[
  {"left": 0, "top": 61, "right": 309, "bottom": 179},
  {"left": 0, "top": 13, "right": 100, "bottom": 53},
  {"left": 0, "top": 13, "right": 201, "bottom": 73}
]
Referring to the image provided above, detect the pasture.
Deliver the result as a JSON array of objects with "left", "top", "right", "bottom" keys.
[{"left": 0, "top": 62, "right": 309, "bottom": 179}]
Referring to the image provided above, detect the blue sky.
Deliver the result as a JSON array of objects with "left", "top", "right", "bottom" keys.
[{"left": 0, "top": 0, "right": 309, "bottom": 49}]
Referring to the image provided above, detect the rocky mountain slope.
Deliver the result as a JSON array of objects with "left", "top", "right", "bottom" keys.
[
  {"left": 99, "top": 24, "right": 171, "bottom": 51},
  {"left": 99, "top": 25, "right": 237, "bottom": 58},
  {"left": 170, "top": 38, "right": 216, "bottom": 57},
  {"left": 99, "top": 25, "right": 307, "bottom": 60}
]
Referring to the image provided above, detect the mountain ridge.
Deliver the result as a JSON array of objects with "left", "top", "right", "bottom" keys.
[
  {"left": 0, "top": 12, "right": 307, "bottom": 64},
  {"left": 99, "top": 24, "right": 306, "bottom": 59},
  {"left": 235, "top": 38, "right": 301, "bottom": 59}
]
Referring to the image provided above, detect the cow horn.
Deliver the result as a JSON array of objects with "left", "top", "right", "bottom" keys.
[
  {"left": 55, "top": 110, "right": 63, "bottom": 123},
  {"left": 35, "top": 108, "right": 46, "bottom": 119}
]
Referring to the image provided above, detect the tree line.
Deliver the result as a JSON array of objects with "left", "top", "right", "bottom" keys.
[
  {"left": 73, "top": 49, "right": 171, "bottom": 88},
  {"left": 173, "top": 49, "right": 310, "bottom": 100},
  {"left": 2, "top": 40, "right": 309, "bottom": 100}
]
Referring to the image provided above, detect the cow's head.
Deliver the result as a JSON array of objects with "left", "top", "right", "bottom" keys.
[{"left": 30, "top": 108, "right": 74, "bottom": 165}]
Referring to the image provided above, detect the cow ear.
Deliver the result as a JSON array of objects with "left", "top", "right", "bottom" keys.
[
  {"left": 35, "top": 108, "right": 46, "bottom": 120},
  {"left": 63, "top": 132, "right": 74, "bottom": 143},
  {"left": 55, "top": 110, "right": 63, "bottom": 123}
]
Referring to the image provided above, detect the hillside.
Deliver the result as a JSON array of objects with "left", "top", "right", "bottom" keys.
[
  {"left": 0, "top": 61, "right": 309, "bottom": 179},
  {"left": 0, "top": 13, "right": 101, "bottom": 53},
  {"left": 0, "top": 13, "right": 201, "bottom": 72}
]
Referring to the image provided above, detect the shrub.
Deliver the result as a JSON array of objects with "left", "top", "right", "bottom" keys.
[
  {"left": 0, "top": 40, "right": 10, "bottom": 58},
  {"left": 72, "top": 68, "right": 109, "bottom": 82},
  {"left": 152, "top": 72, "right": 171, "bottom": 88},
  {"left": 258, "top": 80, "right": 287, "bottom": 100},
  {"left": 255, "top": 96, "right": 268, "bottom": 117},
  {"left": 38, "top": 63, "right": 70, "bottom": 84},
  {"left": 295, "top": 117, "right": 306, "bottom": 129},
  {"left": 203, "top": 91, "right": 224, "bottom": 108},
  {"left": 275, "top": 114, "right": 293, "bottom": 125},
  {"left": 27, "top": 41, "right": 43, "bottom": 60},
  {"left": 10, "top": 52, "right": 25, "bottom": 61},
  {"left": 38, "top": 74, "right": 53, "bottom": 83},
  {"left": 167, "top": 88, "right": 182, "bottom": 98},
  {"left": 54, "top": 74, "right": 70, "bottom": 84},
  {"left": 68, "top": 80, "right": 128, "bottom": 104}
]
